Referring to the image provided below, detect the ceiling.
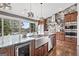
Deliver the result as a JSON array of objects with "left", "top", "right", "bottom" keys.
[{"left": 2, "top": 3, "right": 74, "bottom": 20}]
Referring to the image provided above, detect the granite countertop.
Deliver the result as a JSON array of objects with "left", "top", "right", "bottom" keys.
[
  {"left": 0, "top": 33, "right": 55, "bottom": 48},
  {"left": 0, "top": 34, "right": 50, "bottom": 48},
  {"left": 0, "top": 36, "right": 35, "bottom": 48}
]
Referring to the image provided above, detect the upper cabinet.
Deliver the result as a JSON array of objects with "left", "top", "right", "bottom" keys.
[
  {"left": 64, "top": 13, "right": 71, "bottom": 22},
  {"left": 71, "top": 12, "right": 77, "bottom": 21},
  {"left": 64, "top": 4, "right": 77, "bottom": 22},
  {"left": 64, "top": 12, "right": 77, "bottom": 22}
]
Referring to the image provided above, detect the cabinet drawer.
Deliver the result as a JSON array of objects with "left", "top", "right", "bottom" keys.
[{"left": 65, "top": 37, "right": 77, "bottom": 44}]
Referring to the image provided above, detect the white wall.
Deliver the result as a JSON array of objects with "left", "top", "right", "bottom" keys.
[{"left": 77, "top": 4, "right": 79, "bottom": 45}]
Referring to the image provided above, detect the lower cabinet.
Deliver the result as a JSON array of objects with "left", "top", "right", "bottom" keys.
[
  {"left": 56, "top": 32, "right": 65, "bottom": 41},
  {"left": 65, "top": 37, "right": 77, "bottom": 45},
  {"left": 0, "top": 41, "right": 48, "bottom": 56},
  {"left": 0, "top": 46, "right": 15, "bottom": 56},
  {"left": 35, "top": 43, "right": 48, "bottom": 56}
]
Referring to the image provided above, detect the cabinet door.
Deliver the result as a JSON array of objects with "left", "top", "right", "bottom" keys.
[
  {"left": 0, "top": 47, "right": 11, "bottom": 56},
  {"left": 35, "top": 47, "right": 42, "bottom": 56},
  {"left": 10, "top": 46, "right": 15, "bottom": 56},
  {"left": 64, "top": 14, "right": 71, "bottom": 22},
  {"left": 64, "top": 12, "right": 77, "bottom": 22},
  {"left": 70, "top": 12, "right": 77, "bottom": 22},
  {"left": 0, "top": 46, "right": 15, "bottom": 56},
  {"left": 35, "top": 43, "right": 48, "bottom": 56},
  {"left": 65, "top": 37, "right": 77, "bottom": 44},
  {"left": 60, "top": 32, "right": 65, "bottom": 41},
  {"left": 43, "top": 43, "right": 48, "bottom": 56},
  {"left": 56, "top": 32, "right": 65, "bottom": 41}
]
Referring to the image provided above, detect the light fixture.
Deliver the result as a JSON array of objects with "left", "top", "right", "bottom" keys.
[
  {"left": 0, "top": 3, "right": 12, "bottom": 10},
  {"left": 27, "top": 3, "right": 34, "bottom": 18},
  {"left": 39, "top": 3, "right": 44, "bottom": 20}
]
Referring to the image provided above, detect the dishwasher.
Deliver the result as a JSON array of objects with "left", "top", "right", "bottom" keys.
[{"left": 48, "top": 35, "right": 53, "bottom": 51}]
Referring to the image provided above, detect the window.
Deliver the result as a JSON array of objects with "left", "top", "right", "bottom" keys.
[
  {"left": 3, "top": 19, "right": 20, "bottom": 44},
  {"left": 0, "top": 18, "right": 36, "bottom": 46},
  {"left": 10, "top": 20, "right": 19, "bottom": 43},
  {"left": 0, "top": 18, "right": 2, "bottom": 45},
  {"left": 21, "top": 20, "right": 30, "bottom": 38},
  {"left": 0, "top": 18, "right": 2, "bottom": 36},
  {"left": 4, "top": 19, "right": 11, "bottom": 36},
  {"left": 10, "top": 20, "right": 19, "bottom": 35},
  {"left": 30, "top": 23, "right": 36, "bottom": 32},
  {"left": 3, "top": 19, "right": 11, "bottom": 44}
]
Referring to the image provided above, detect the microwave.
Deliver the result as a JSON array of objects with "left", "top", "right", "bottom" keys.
[
  {"left": 65, "top": 32, "right": 77, "bottom": 38},
  {"left": 65, "top": 25, "right": 77, "bottom": 29}
]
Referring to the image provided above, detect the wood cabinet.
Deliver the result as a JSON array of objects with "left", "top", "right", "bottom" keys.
[
  {"left": 56, "top": 32, "right": 65, "bottom": 41},
  {"left": 38, "top": 20, "right": 44, "bottom": 25},
  {"left": 65, "top": 37, "right": 77, "bottom": 44},
  {"left": 70, "top": 12, "right": 77, "bottom": 21},
  {"left": 42, "top": 43, "right": 48, "bottom": 55},
  {"left": 0, "top": 40, "right": 48, "bottom": 56},
  {"left": 64, "top": 12, "right": 77, "bottom": 43},
  {"left": 35, "top": 46, "right": 42, "bottom": 56},
  {"left": 35, "top": 43, "right": 48, "bottom": 56},
  {"left": 0, "top": 46, "right": 15, "bottom": 56},
  {"left": 0, "top": 40, "right": 36, "bottom": 56},
  {"left": 64, "top": 12, "right": 77, "bottom": 22},
  {"left": 64, "top": 14, "right": 71, "bottom": 22},
  {"left": 30, "top": 40, "right": 35, "bottom": 56}
]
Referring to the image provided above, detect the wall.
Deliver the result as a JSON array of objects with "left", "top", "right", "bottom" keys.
[
  {"left": 77, "top": 4, "right": 79, "bottom": 45},
  {"left": 47, "top": 15, "right": 56, "bottom": 35},
  {"left": 55, "top": 11, "right": 64, "bottom": 32}
]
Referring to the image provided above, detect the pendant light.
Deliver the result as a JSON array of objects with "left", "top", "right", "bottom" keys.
[
  {"left": 27, "top": 3, "right": 34, "bottom": 18},
  {"left": 0, "top": 3, "right": 12, "bottom": 10},
  {"left": 39, "top": 3, "right": 44, "bottom": 20}
]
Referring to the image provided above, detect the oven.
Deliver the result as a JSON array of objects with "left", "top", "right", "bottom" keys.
[{"left": 65, "top": 22, "right": 77, "bottom": 38}]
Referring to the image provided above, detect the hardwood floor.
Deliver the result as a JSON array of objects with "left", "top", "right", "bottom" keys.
[{"left": 48, "top": 40, "right": 77, "bottom": 56}]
